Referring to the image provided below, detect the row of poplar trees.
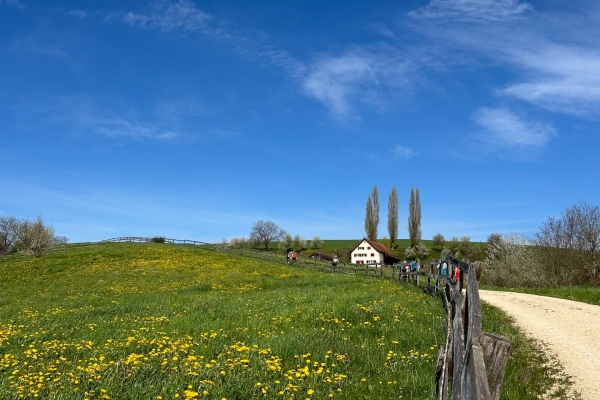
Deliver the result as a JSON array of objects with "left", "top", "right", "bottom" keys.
[{"left": 364, "top": 186, "right": 423, "bottom": 254}]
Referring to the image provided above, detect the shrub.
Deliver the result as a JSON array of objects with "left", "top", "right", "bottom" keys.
[
  {"left": 150, "top": 236, "right": 166, "bottom": 243},
  {"left": 432, "top": 233, "right": 445, "bottom": 251}
]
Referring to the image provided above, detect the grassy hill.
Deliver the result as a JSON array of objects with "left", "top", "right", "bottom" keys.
[{"left": 0, "top": 242, "right": 564, "bottom": 399}]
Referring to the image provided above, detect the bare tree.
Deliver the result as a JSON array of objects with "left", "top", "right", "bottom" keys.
[
  {"left": 387, "top": 187, "right": 398, "bottom": 249},
  {"left": 574, "top": 201, "right": 600, "bottom": 278},
  {"left": 0, "top": 215, "right": 19, "bottom": 255},
  {"left": 534, "top": 201, "right": 600, "bottom": 284},
  {"left": 408, "top": 187, "right": 421, "bottom": 247},
  {"left": 250, "top": 220, "right": 285, "bottom": 251}
]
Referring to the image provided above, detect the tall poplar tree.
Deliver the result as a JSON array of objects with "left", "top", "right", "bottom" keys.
[
  {"left": 364, "top": 186, "right": 379, "bottom": 240},
  {"left": 408, "top": 187, "right": 422, "bottom": 247},
  {"left": 371, "top": 186, "right": 379, "bottom": 240},
  {"left": 387, "top": 187, "right": 399, "bottom": 249}
]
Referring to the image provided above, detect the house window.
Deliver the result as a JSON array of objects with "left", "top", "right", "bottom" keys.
[
  {"left": 367, "top": 247, "right": 371, "bottom": 250},
  {"left": 371, "top": 253, "right": 374, "bottom": 257}
]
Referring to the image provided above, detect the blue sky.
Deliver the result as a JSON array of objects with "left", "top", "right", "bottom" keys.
[{"left": 2, "top": 0, "right": 600, "bottom": 244}]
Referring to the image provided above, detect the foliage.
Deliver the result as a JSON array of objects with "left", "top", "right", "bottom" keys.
[
  {"left": 292, "top": 235, "right": 307, "bottom": 251},
  {"left": 404, "top": 242, "right": 429, "bottom": 261},
  {"left": 364, "top": 186, "right": 379, "bottom": 240},
  {"left": 483, "top": 233, "right": 548, "bottom": 287},
  {"left": 13, "top": 215, "right": 55, "bottom": 258},
  {"left": 310, "top": 236, "right": 323, "bottom": 250},
  {"left": 387, "top": 187, "right": 398, "bottom": 249},
  {"left": 431, "top": 233, "right": 445, "bottom": 252},
  {"left": 279, "top": 233, "right": 293, "bottom": 252},
  {"left": 151, "top": 236, "right": 166, "bottom": 243},
  {"left": 408, "top": 187, "right": 421, "bottom": 247},
  {"left": 250, "top": 220, "right": 285, "bottom": 251}
]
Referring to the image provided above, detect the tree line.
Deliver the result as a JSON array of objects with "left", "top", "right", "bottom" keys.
[
  {"left": 0, "top": 215, "right": 61, "bottom": 258},
  {"left": 226, "top": 220, "right": 323, "bottom": 252},
  {"left": 485, "top": 201, "right": 600, "bottom": 287}
]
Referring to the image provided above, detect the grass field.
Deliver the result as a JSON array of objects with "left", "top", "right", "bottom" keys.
[
  {"left": 0, "top": 243, "right": 442, "bottom": 400},
  {"left": 0, "top": 243, "right": 571, "bottom": 399}
]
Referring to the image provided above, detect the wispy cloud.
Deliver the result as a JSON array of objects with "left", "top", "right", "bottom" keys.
[
  {"left": 0, "top": 0, "right": 26, "bottom": 9},
  {"left": 18, "top": 94, "right": 183, "bottom": 142},
  {"left": 409, "top": 3, "right": 600, "bottom": 119},
  {"left": 303, "top": 47, "right": 414, "bottom": 119},
  {"left": 105, "top": 0, "right": 306, "bottom": 79},
  {"left": 471, "top": 107, "right": 556, "bottom": 149},
  {"left": 392, "top": 145, "right": 415, "bottom": 160},
  {"left": 409, "top": 0, "right": 532, "bottom": 22}
]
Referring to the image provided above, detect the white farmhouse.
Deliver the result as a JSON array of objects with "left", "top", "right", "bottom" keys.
[{"left": 350, "top": 238, "right": 400, "bottom": 266}]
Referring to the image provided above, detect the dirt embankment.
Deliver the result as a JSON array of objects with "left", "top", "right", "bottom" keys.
[{"left": 479, "top": 290, "right": 600, "bottom": 400}]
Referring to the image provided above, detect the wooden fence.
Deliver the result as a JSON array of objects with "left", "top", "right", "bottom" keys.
[
  {"left": 100, "top": 237, "right": 214, "bottom": 246},
  {"left": 216, "top": 248, "right": 511, "bottom": 400}
]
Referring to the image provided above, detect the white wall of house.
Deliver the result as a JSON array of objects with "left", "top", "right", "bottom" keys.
[{"left": 351, "top": 239, "right": 383, "bottom": 265}]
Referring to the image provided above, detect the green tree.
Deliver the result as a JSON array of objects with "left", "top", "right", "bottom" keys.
[
  {"left": 432, "top": 233, "right": 445, "bottom": 251},
  {"left": 387, "top": 187, "right": 399, "bottom": 249},
  {"left": 408, "top": 187, "right": 421, "bottom": 247}
]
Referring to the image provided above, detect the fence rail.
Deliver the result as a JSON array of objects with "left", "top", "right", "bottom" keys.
[
  {"left": 100, "top": 237, "right": 214, "bottom": 246},
  {"left": 216, "top": 247, "right": 511, "bottom": 400}
]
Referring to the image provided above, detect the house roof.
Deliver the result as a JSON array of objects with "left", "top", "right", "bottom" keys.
[{"left": 352, "top": 238, "right": 401, "bottom": 263}]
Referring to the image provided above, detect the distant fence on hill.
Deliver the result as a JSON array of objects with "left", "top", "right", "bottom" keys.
[{"left": 100, "top": 236, "right": 215, "bottom": 247}]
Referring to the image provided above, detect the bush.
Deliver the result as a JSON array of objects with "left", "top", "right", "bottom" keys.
[
  {"left": 404, "top": 242, "right": 429, "bottom": 261},
  {"left": 483, "top": 233, "right": 548, "bottom": 287},
  {"left": 15, "top": 216, "right": 55, "bottom": 258},
  {"left": 310, "top": 236, "right": 323, "bottom": 250},
  {"left": 151, "top": 236, "right": 166, "bottom": 243},
  {"left": 432, "top": 233, "right": 445, "bottom": 251}
]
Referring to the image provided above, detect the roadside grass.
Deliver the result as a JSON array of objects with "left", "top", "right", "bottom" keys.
[
  {"left": 0, "top": 243, "right": 442, "bottom": 400},
  {"left": 481, "top": 285, "right": 600, "bottom": 306},
  {"left": 481, "top": 303, "right": 577, "bottom": 399}
]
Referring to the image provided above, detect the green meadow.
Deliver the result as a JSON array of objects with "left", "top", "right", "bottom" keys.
[{"left": 0, "top": 243, "right": 568, "bottom": 399}]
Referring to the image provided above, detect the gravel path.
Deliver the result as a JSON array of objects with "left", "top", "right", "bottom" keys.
[{"left": 479, "top": 290, "right": 600, "bottom": 400}]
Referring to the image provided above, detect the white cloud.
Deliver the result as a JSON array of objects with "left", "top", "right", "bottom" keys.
[
  {"left": 409, "top": 4, "right": 600, "bottom": 119},
  {"left": 497, "top": 44, "right": 600, "bottom": 117},
  {"left": 121, "top": 0, "right": 212, "bottom": 33},
  {"left": 392, "top": 145, "right": 415, "bottom": 159},
  {"left": 303, "top": 48, "right": 413, "bottom": 118},
  {"left": 409, "top": 0, "right": 532, "bottom": 22},
  {"left": 471, "top": 107, "right": 556, "bottom": 148},
  {"left": 110, "top": 0, "right": 306, "bottom": 79},
  {"left": 1, "top": 0, "right": 26, "bottom": 9}
]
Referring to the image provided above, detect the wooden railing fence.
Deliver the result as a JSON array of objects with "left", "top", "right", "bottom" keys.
[{"left": 216, "top": 248, "right": 512, "bottom": 399}]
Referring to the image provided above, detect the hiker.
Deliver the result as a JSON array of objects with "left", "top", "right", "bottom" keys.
[
  {"left": 441, "top": 262, "right": 447, "bottom": 276},
  {"left": 454, "top": 267, "right": 460, "bottom": 281},
  {"left": 332, "top": 255, "right": 339, "bottom": 271},
  {"left": 285, "top": 252, "right": 290, "bottom": 264},
  {"left": 291, "top": 251, "right": 297, "bottom": 262}
]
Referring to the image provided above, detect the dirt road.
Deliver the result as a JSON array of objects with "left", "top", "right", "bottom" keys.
[{"left": 479, "top": 290, "right": 600, "bottom": 399}]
